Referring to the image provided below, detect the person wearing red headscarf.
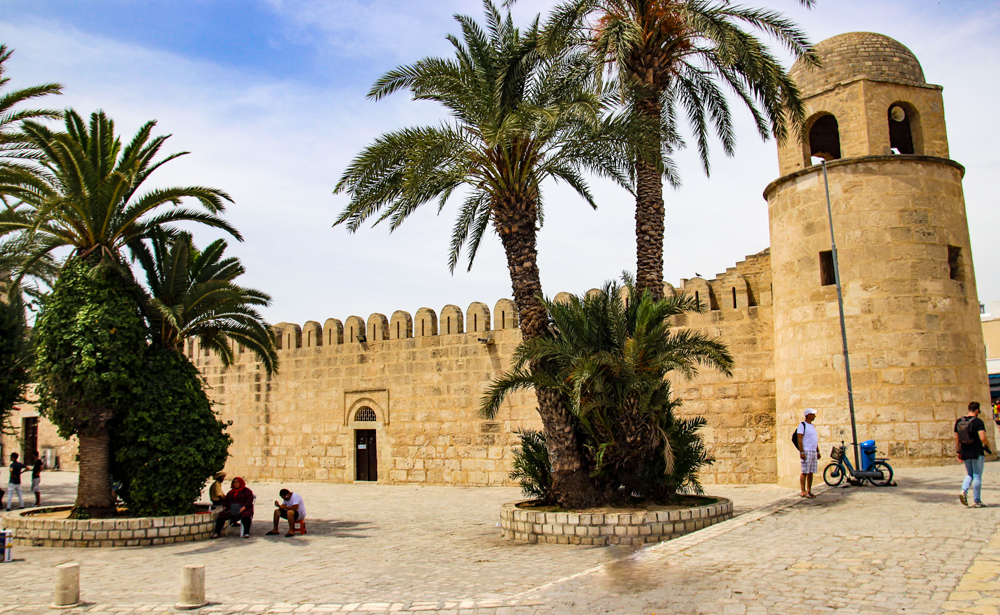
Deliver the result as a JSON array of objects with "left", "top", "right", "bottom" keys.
[{"left": 211, "top": 477, "right": 255, "bottom": 538}]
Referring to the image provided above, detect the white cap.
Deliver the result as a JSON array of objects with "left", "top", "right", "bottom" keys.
[{"left": 804, "top": 408, "right": 817, "bottom": 417}]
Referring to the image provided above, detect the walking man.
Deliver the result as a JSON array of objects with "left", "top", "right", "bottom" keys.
[
  {"left": 6, "top": 452, "right": 25, "bottom": 510},
  {"left": 30, "top": 451, "right": 43, "bottom": 507},
  {"left": 956, "top": 401, "right": 992, "bottom": 507},
  {"left": 797, "top": 409, "right": 820, "bottom": 498}
]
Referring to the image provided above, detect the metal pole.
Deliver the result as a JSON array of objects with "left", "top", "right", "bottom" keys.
[{"left": 822, "top": 160, "right": 861, "bottom": 471}]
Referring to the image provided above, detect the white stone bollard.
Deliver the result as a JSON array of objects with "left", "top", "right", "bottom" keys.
[
  {"left": 51, "top": 562, "right": 82, "bottom": 609},
  {"left": 175, "top": 564, "right": 207, "bottom": 610}
]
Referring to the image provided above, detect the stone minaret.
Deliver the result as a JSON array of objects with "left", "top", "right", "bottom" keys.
[{"left": 765, "top": 32, "right": 990, "bottom": 486}]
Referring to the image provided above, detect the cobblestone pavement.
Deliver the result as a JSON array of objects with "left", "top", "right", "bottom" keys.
[{"left": 3, "top": 463, "right": 998, "bottom": 614}]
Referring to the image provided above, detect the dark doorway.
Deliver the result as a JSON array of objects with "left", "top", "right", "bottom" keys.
[
  {"left": 22, "top": 416, "right": 38, "bottom": 461},
  {"left": 355, "top": 429, "right": 378, "bottom": 481}
]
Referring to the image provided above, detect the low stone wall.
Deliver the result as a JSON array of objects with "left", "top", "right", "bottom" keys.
[
  {"left": 500, "top": 497, "right": 733, "bottom": 546},
  {"left": 2, "top": 506, "right": 217, "bottom": 548}
]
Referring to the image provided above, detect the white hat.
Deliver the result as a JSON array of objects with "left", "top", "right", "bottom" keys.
[{"left": 804, "top": 408, "right": 817, "bottom": 417}]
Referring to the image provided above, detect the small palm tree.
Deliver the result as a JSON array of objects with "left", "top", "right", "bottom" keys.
[
  {"left": 0, "top": 109, "right": 241, "bottom": 514},
  {"left": 335, "top": 2, "right": 646, "bottom": 507},
  {"left": 131, "top": 229, "right": 278, "bottom": 375},
  {"left": 542, "top": 0, "right": 815, "bottom": 298},
  {"left": 0, "top": 44, "right": 62, "bottom": 166},
  {"left": 482, "top": 276, "right": 733, "bottom": 503}
]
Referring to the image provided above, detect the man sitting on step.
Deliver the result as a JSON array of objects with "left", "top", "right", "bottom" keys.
[{"left": 266, "top": 488, "right": 306, "bottom": 537}]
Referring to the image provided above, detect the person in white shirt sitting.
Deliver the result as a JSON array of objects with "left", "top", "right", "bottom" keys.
[{"left": 267, "top": 488, "right": 306, "bottom": 537}]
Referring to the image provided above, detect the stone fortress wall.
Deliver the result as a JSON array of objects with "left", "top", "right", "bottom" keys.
[{"left": 189, "top": 268, "right": 780, "bottom": 487}]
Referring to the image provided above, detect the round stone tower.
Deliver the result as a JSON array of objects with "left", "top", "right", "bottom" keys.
[{"left": 765, "top": 32, "right": 991, "bottom": 487}]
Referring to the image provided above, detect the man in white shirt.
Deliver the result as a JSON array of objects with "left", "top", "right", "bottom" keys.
[
  {"left": 796, "top": 408, "right": 821, "bottom": 498},
  {"left": 267, "top": 488, "right": 306, "bottom": 537}
]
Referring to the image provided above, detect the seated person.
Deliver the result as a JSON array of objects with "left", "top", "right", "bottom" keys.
[
  {"left": 267, "top": 488, "right": 306, "bottom": 537},
  {"left": 210, "top": 477, "right": 254, "bottom": 539},
  {"left": 209, "top": 472, "right": 226, "bottom": 508}
]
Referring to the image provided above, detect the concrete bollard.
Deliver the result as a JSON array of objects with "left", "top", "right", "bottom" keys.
[
  {"left": 175, "top": 564, "right": 207, "bottom": 610},
  {"left": 51, "top": 562, "right": 82, "bottom": 609}
]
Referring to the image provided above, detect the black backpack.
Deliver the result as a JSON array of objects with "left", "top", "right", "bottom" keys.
[
  {"left": 956, "top": 416, "right": 976, "bottom": 444},
  {"left": 791, "top": 422, "right": 806, "bottom": 450}
]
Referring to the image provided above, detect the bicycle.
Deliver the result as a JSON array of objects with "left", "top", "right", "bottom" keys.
[{"left": 823, "top": 441, "right": 893, "bottom": 487}]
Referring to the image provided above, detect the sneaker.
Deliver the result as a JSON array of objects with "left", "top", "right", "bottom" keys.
[
  {"left": 974, "top": 502, "right": 989, "bottom": 508},
  {"left": 960, "top": 491, "right": 968, "bottom": 506}
]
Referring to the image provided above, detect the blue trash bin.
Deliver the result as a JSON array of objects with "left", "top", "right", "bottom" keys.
[{"left": 860, "top": 440, "right": 877, "bottom": 471}]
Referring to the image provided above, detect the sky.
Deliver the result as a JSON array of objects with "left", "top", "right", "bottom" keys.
[{"left": 0, "top": 0, "right": 998, "bottom": 327}]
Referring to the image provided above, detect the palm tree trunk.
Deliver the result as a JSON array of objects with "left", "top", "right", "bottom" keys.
[
  {"left": 76, "top": 427, "right": 116, "bottom": 517},
  {"left": 634, "top": 95, "right": 665, "bottom": 301},
  {"left": 494, "top": 202, "right": 599, "bottom": 509}
]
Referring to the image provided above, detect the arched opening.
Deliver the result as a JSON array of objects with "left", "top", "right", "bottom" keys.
[
  {"left": 888, "top": 102, "right": 920, "bottom": 155},
  {"left": 354, "top": 406, "right": 377, "bottom": 422},
  {"left": 808, "top": 114, "right": 841, "bottom": 161},
  {"left": 352, "top": 406, "right": 378, "bottom": 481}
]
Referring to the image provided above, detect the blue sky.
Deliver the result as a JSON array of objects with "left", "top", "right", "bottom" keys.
[{"left": 1, "top": 0, "right": 998, "bottom": 326}]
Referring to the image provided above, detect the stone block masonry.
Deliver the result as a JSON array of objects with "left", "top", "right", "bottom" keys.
[
  {"left": 499, "top": 498, "right": 734, "bottom": 546},
  {"left": 2, "top": 506, "right": 216, "bottom": 548}
]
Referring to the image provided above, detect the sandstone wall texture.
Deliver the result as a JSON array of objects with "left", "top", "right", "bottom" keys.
[
  {"left": 191, "top": 303, "right": 542, "bottom": 486},
  {"left": 669, "top": 251, "right": 777, "bottom": 484}
]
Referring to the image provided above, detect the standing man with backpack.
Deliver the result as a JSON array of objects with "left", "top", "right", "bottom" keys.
[
  {"left": 956, "top": 401, "right": 992, "bottom": 508},
  {"left": 796, "top": 409, "right": 821, "bottom": 498}
]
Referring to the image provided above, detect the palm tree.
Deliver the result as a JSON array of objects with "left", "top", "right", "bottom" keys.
[
  {"left": 131, "top": 229, "right": 278, "bottom": 375},
  {"left": 0, "top": 44, "right": 62, "bottom": 167},
  {"left": 481, "top": 275, "right": 733, "bottom": 503},
  {"left": 0, "top": 109, "right": 239, "bottom": 270},
  {"left": 334, "top": 2, "right": 644, "bottom": 507},
  {"left": 541, "top": 0, "right": 815, "bottom": 298},
  {"left": 0, "top": 109, "right": 240, "bottom": 514}
]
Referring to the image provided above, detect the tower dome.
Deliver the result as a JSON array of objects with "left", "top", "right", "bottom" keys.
[{"left": 790, "top": 32, "right": 925, "bottom": 98}]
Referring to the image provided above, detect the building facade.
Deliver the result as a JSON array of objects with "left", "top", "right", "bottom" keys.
[{"left": 4, "top": 32, "right": 992, "bottom": 489}]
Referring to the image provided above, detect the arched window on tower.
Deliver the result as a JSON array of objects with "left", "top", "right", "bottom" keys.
[
  {"left": 888, "top": 103, "right": 917, "bottom": 155},
  {"left": 808, "top": 114, "right": 841, "bottom": 162}
]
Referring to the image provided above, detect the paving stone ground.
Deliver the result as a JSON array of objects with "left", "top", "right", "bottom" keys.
[{"left": 2, "top": 462, "right": 998, "bottom": 614}]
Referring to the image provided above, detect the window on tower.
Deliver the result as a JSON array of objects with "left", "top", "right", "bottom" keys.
[
  {"left": 888, "top": 104, "right": 915, "bottom": 155},
  {"left": 808, "top": 114, "right": 841, "bottom": 162},
  {"left": 948, "top": 246, "right": 963, "bottom": 281},
  {"left": 819, "top": 251, "right": 836, "bottom": 286}
]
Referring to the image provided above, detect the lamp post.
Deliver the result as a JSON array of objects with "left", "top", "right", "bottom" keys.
[{"left": 821, "top": 159, "right": 861, "bottom": 471}]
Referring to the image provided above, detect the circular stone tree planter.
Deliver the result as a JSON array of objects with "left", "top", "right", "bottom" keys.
[
  {"left": 2, "top": 505, "right": 218, "bottom": 548},
  {"left": 500, "top": 497, "right": 733, "bottom": 546}
]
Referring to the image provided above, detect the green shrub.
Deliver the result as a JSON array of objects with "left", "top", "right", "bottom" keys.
[
  {"left": 110, "top": 345, "right": 231, "bottom": 516},
  {"left": 510, "top": 430, "right": 554, "bottom": 503},
  {"left": 0, "top": 291, "right": 31, "bottom": 430}
]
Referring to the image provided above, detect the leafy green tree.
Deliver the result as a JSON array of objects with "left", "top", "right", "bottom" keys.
[
  {"left": 0, "top": 287, "right": 31, "bottom": 433},
  {"left": 482, "top": 276, "right": 733, "bottom": 504},
  {"left": 0, "top": 109, "right": 241, "bottom": 515},
  {"left": 110, "top": 345, "right": 231, "bottom": 517},
  {"left": 132, "top": 229, "right": 278, "bottom": 375},
  {"left": 542, "top": 0, "right": 815, "bottom": 298},
  {"left": 33, "top": 257, "right": 148, "bottom": 516},
  {"left": 335, "top": 2, "right": 647, "bottom": 507}
]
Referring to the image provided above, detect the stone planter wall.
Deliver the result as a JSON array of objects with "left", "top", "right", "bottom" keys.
[
  {"left": 500, "top": 497, "right": 733, "bottom": 546},
  {"left": 2, "top": 506, "right": 217, "bottom": 548}
]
